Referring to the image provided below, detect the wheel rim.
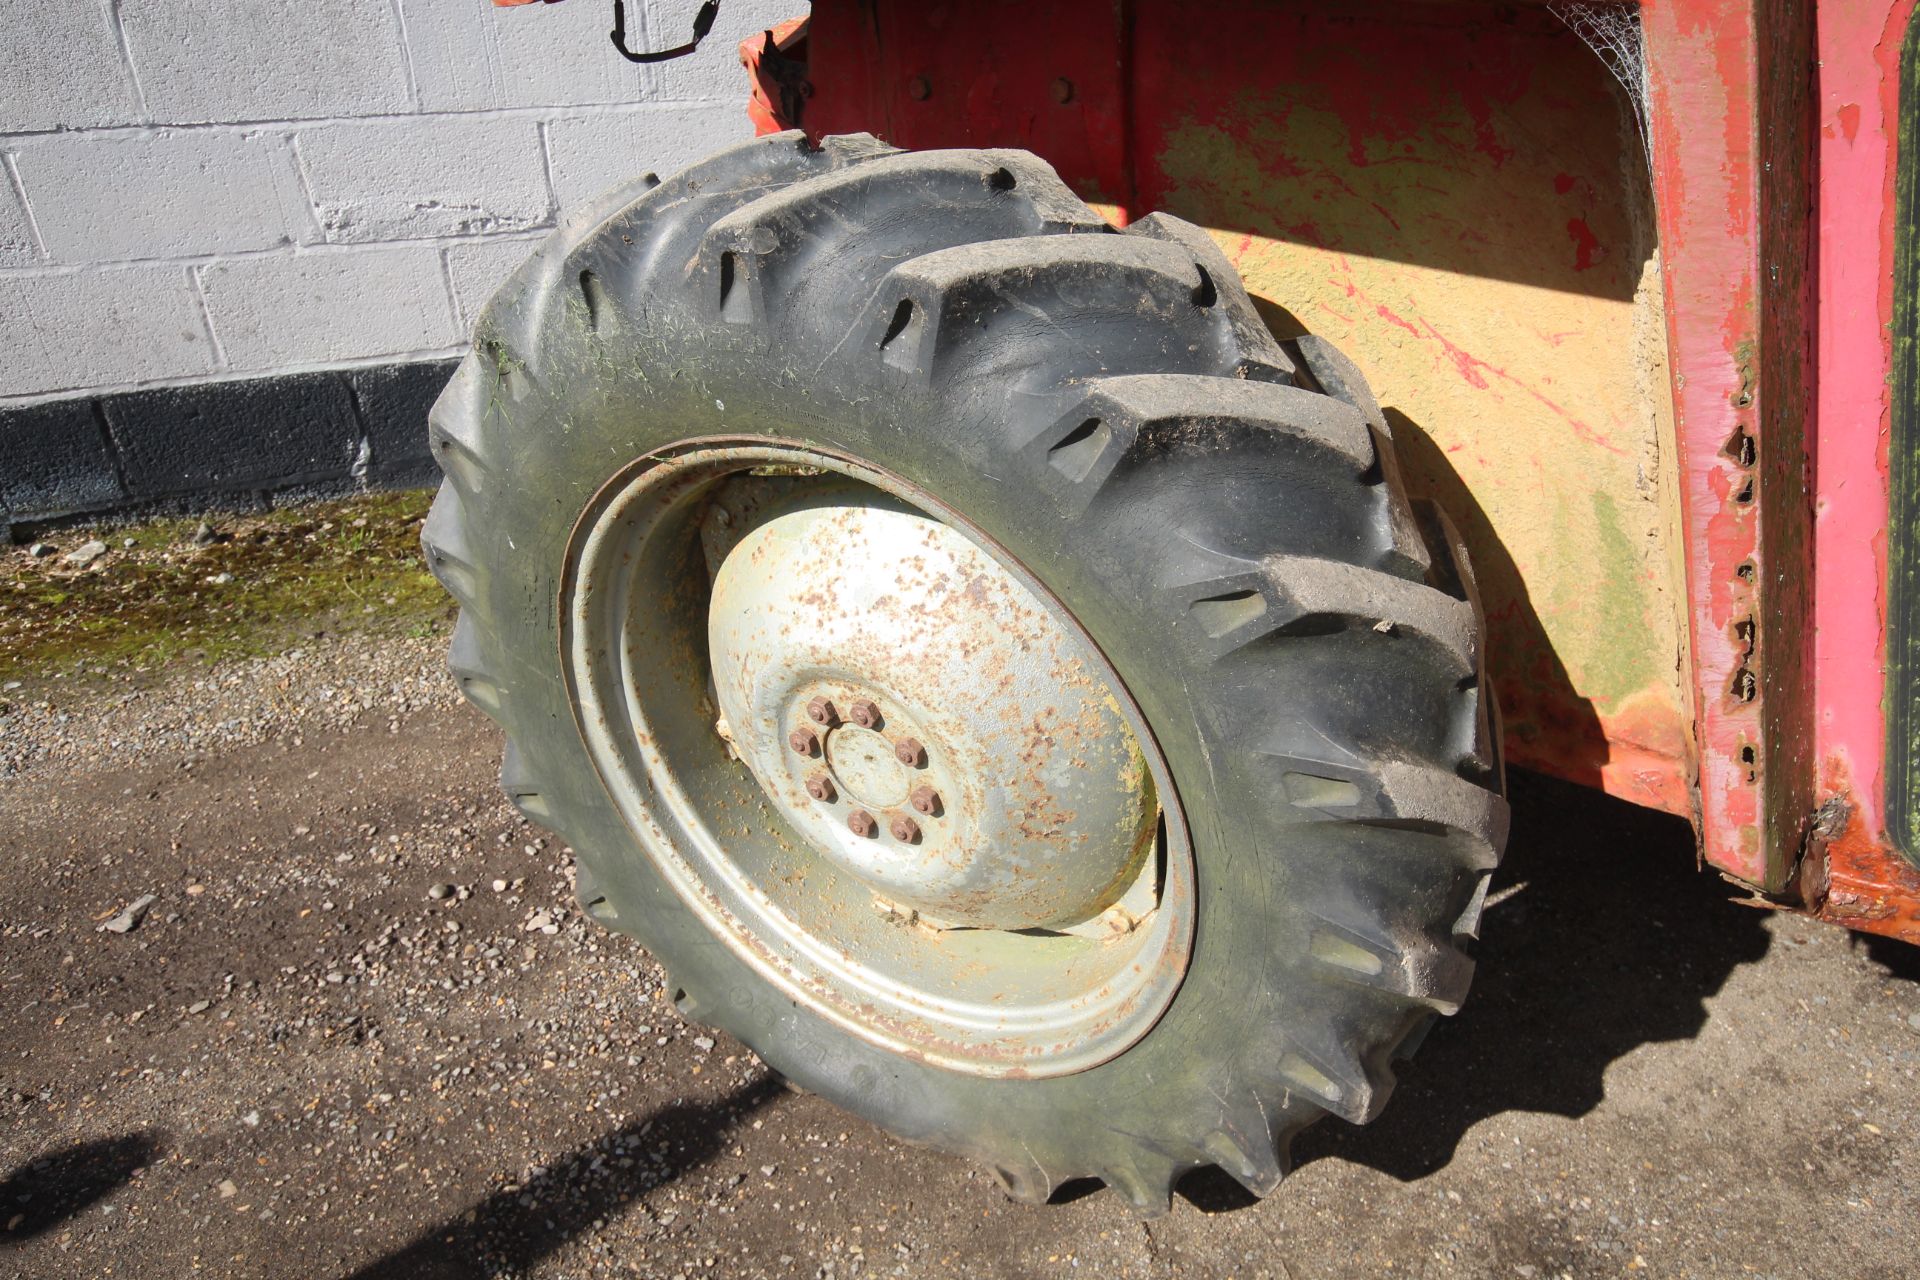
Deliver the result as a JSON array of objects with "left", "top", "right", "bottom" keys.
[{"left": 561, "top": 439, "right": 1195, "bottom": 1077}]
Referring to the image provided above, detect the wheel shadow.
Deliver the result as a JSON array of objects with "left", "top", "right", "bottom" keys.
[
  {"left": 1173, "top": 297, "right": 1761, "bottom": 1209},
  {"left": 343, "top": 1075, "right": 784, "bottom": 1280},
  {"left": 1298, "top": 767, "right": 1773, "bottom": 1179},
  {"left": 1173, "top": 293, "right": 1767, "bottom": 1210},
  {"left": 0, "top": 1131, "right": 164, "bottom": 1245},
  {"left": 1861, "top": 931, "right": 1920, "bottom": 981},
  {"left": 1180, "top": 767, "right": 1772, "bottom": 1211}
]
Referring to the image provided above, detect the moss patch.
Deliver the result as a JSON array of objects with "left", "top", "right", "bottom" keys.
[{"left": 2, "top": 491, "right": 452, "bottom": 691}]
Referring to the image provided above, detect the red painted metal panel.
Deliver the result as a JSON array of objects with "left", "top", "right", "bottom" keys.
[
  {"left": 1803, "top": 0, "right": 1920, "bottom": 942},
  {"left": 1640, "top": 0, "right": 1814, "bottom": 889},
  {"left": 803, "top": 0, "right": 1134, "bottom": 212}
]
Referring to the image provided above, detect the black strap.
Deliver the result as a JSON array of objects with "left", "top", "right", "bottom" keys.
[{"left": 611, "top": 0, "right": 720, "bottom": 64}]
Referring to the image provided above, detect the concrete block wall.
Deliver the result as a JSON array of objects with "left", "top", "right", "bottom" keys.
[{"left": 1, "top": 0, "right": 799, "bottom": 528}]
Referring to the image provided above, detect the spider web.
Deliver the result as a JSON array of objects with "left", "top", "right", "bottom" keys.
[{"left": 1549, "top": 1, "right": 1652, "bottom": 164}]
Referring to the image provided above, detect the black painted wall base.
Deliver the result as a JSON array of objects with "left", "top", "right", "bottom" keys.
[{"left": 1, "top": 360, "right": 458, "bottom": 542}]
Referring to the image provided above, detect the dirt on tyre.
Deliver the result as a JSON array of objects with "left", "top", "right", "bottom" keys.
[{"left": 424, "top": 131, "right": 1508, "bottom": 1214}]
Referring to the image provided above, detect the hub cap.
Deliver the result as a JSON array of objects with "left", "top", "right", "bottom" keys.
[
  {"left": 707, "top": 497, "right": 1158, "bottom": 932},
  {"left": 561, "top": 441, "right": 1194, "bottom": 1077}
]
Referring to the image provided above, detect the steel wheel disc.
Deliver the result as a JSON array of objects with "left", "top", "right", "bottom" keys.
[
  {"left": 561, "top": 441, "right": 1195, "bottom": 1077},
  {"left": 706, "top": 489, "right": 1157, "bottom": 931}
]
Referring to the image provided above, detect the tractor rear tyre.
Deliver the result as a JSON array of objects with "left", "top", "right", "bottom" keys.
[{"left": 424, "top": 131, "right": 1507, "bottom": 1214}]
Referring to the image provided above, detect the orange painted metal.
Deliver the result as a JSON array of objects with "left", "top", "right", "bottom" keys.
[
  {"left": 1801, "top": 759, "right": 1920, "bottom": 943},
  {"left": 740, "top": 16, "right": 810, "bottom": 135}
]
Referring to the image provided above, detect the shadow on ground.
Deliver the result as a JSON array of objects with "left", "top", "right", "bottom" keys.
[
  {"left": 346, "top": 1077, "right": 784, "bottom": 1280},
  {"left": 1182, "top": 768, "right": 1773, "bottom": 1210},
  {"left": 1862, "top": 931, "right": 1920, "bottom": 983},
  {"left": 0, "top": 1132, "right": 164, "bottom": 1245},
  {"left": 340, "top": 768, "right": 1795, "bottom": 1240}
]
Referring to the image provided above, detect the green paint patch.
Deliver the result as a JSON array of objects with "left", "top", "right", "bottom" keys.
[
  {"left": 1, "top": 490, "right": 452, "bottom": 691},
  {"left": 1578, "top": 489, "right": 1661, "bottom": 709}
]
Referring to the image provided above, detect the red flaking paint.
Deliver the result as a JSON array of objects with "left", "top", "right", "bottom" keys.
[
  {"left": 1373, "top": 304, "right": 1424, "bottom": 342},
  {"left": 1498, "top": 628, "right": 1695, "bottom": 816},
  {"left": 1457, "top": 79, "right": 1519, "bottom": 169},
  {"left": 1565, "top": 217, "right": 1603, "bottom": 272},
  {"left": 1836, "top": 101, "right": 1862, "bottom": 142},
  {"left": 1123, "top": 0, "right": 1540, "bottom": 190},
  {"left": 1420, "top": 319, "right": 1623, "bottom": 455},
  {"left": 1553, "top": 172, "right": 1577, "bottom": 195}
]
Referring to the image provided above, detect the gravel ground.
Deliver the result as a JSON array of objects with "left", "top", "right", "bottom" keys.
[
  {"left": 3, "top": 627, "right": 1918, "bottom": 1279},
  {"left": 0, "top": 631, "right": 459, "bottom": 780}
]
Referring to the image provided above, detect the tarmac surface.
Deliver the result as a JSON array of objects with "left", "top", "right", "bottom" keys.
[{"left": 4, "top": 628, "right": 1918, "bottom": 1279}]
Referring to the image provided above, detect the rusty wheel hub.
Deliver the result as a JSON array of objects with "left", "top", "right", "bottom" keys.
[
  {"left": 708, "top": 499, "right": 1158, "bottom": 932},
  {"left": 561, "top": 442, "right": 1194, "bottom": 1076}
]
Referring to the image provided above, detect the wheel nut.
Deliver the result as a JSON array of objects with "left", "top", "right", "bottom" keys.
[
  {"left": 805, "top": 774, "right": 835, "bottom": 803},
  {"left": 806, "top": 697, "right": 838, "bottom": 725},
  {"left": 848, "top": 698, "right": 880, "bottom": 728},
  {"left": 893, "top": 736, "right": 925, "bottom": 766},
  {"left": 889, "top": 814, "right": 921, "bottom": 843},
  {"left": 847, "top": 809, "right": 877, "bottom": 837},
  {"left": 788, "top": 727, "right": 818, "bottom": 755},
  {"left": 910, "top": 784, "right": 941, "bottom": 816}
]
